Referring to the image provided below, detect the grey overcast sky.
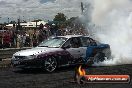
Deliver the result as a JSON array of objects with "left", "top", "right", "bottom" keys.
[{"left": 0, "top": 0, "right": 86, "bottom": 23}]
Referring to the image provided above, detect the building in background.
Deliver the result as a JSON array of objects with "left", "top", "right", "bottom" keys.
[{"left": 6, "top": 21, "right": 47, "bottom": 29}]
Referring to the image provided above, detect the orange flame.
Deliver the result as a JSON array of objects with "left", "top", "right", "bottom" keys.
[{"left": 78, "top": 65, "right": 86, "bottom": 76}]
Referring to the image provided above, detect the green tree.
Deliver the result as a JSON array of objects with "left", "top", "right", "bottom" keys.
[
  {"left": 66, "top": 17, "right": 78, "bottom": 27},
  {"left": 53, "top": 13, "right": 67, "bottom": 22},
  {"left": 10, "top": 21, "right": 16, "bottom": 24}
]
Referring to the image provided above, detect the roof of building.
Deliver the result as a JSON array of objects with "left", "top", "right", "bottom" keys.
[{"left": 6, "top": 21, "right": 47, "bottom": 28}]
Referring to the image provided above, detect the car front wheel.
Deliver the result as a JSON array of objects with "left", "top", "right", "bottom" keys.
[{"left": 44, "top": 56, "right": 57, "bottom": 72}]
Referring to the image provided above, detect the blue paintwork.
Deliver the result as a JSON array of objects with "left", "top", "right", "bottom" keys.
[{"left": 83, "top": 44, "right": 110, "bottom": 63}]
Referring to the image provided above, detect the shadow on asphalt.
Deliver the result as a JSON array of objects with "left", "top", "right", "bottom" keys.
[
  {"left": 12, "top": 64, "right": 132, "bottom": 74},
  {"left": 12, "top": 65, "right": 97, "bottom": 74}
]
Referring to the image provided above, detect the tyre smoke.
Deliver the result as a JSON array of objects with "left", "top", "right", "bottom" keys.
[{"left": 82, "top": 0, "right": 132, "bottom": 66}]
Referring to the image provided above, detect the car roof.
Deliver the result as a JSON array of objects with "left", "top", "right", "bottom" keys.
[{"left": 58, "top": 35, "right": 84, "bottom": 38}]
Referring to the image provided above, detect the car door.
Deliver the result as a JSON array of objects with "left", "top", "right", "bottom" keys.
[
  {"left": 79, "top": 37, "right": 90, "bottom": 59},
  {"left": 80, "top": 37, "right": 97, "bottom": 60},
  {"left": 63, "top": 37, "right": 82, "bottom": 59}
]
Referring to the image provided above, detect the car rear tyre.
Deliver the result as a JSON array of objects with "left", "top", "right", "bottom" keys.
[
  {"left": 44, "top": 56, "right": 57, "bottom": 72},
  {"left": 102, "top": 48, "right": 111, "bottom": 59},
  {"left": 93, "top": 52, "right": 105, "bottom": 63}
]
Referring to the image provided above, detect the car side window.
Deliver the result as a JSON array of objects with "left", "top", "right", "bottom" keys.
[
  {"left": 70, "top": 37, "right": 82, "bottom": 48},
  {"left": 80, "top": 37, "right": 90, "bottom": 47},
  {"left": 62, "top": 37, "right": 82, "bottom": 48},
  {"left": 81, "top": 37, "right": 97, "bottom": 47},
  {"left": 62, "top": 39, "right": 71, "bottom": 48}
]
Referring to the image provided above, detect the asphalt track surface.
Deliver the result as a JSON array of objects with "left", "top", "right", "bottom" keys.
[{"left": 0, "top": 64, "right": 132, "bottom": 88}]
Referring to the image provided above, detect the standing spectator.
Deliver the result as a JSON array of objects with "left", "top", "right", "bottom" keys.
[
  {"left": 38, "top": 23, "right": 47, "bottom": 43},
  {"left": 17, "top": 33, "right": 23, "bottom": 48},
  {"left": 38, "top": 29, "right": 46, "bottom": 43},
  {"left": 50, "top": 25, "right": 54, "bottom": 36},
  {"left": 46, "top": 27, "right": 51, "bottom": 37},
  {"left": 3, "top": 31, "right": 11, "bottom": 48},
  {"left": 32, "top": 32, "right": 38, "bottom": 47},
  {"left": 25, "top": 34, "right": 31, "bottom": 47},
  {"left": 22, "top": 33, "right": 26, "bottom": 47},
  {"left": 50, "top": 23, "right": 58, "bottom": 36},
  {"left": 10, "top": 24, "right": 17, "bottom": 48},
  {"left": 56, "top": 28, "right": 62, "bottom": 36},
  {"left": 54, "top": 24, "right": 59, "bottom": 36},
  {"left": 44, "top": 24, "right": 51, "bottom": 37}
]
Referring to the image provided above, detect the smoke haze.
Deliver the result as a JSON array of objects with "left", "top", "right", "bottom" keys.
[{"left": 83, "top": 0, "right": 132, "bottom": 66}]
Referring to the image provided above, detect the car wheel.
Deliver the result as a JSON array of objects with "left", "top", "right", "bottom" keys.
[
  {"left": 44, "top": 56, "right": 57, "bottom": 72},
  {"left": 102, "top": 48, "right": 111, "bottom": 59},
  {"left": 93, "top": 52, "right": 105, "bottom": 63}
]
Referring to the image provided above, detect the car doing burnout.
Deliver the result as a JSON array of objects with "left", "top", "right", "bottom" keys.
[{"left": 11, "top": 35, "right": 111, "bottom": 72}]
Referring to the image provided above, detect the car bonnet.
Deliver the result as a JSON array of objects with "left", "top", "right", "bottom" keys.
[{"left": 13, "top": 47, "right": 62, "bottom": 56}]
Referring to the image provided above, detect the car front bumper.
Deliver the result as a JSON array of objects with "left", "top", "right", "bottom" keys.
[{"left": 11, "top": 59, "right": 44, "bottom": 69}]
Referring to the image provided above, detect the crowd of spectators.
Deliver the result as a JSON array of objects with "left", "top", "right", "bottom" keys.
[{"left": 0, "top": 23, "right": 87, "bottom": 49}]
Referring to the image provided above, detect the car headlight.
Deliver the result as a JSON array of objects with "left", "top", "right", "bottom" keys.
[{"left": 27, "top": 55, "right": 37, "bottom": 60}]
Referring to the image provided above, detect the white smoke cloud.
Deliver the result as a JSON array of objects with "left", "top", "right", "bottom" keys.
[
  {"left": 83, "top": 0, "right": 132, "bottom": 66},
  {"left": 92, "top": 0, "right": 132, "bottom": 25}
]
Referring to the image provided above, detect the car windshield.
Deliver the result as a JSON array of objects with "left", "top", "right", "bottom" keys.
[{"left": 38, "top": 37, "right": 67, "bottom": 48}]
